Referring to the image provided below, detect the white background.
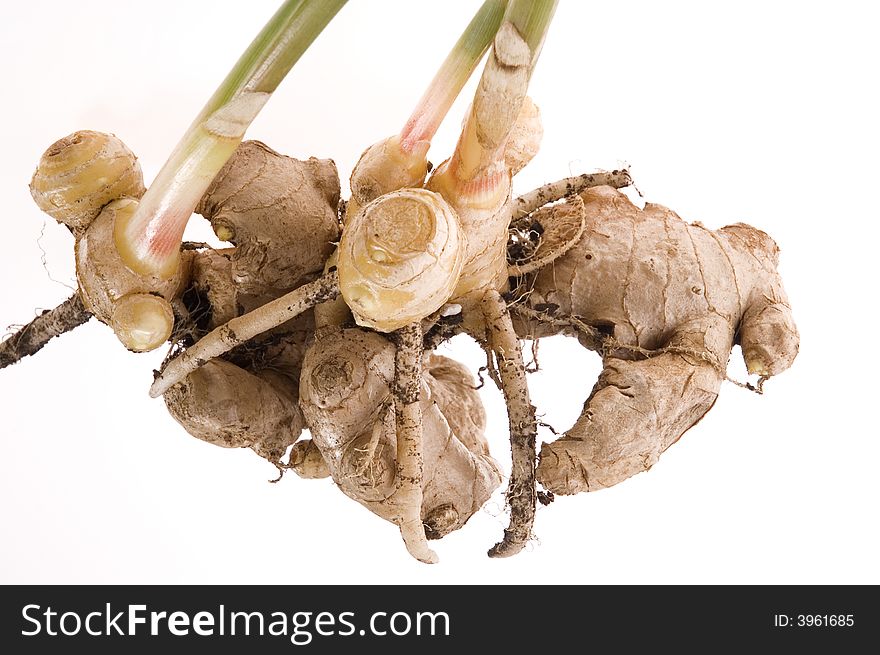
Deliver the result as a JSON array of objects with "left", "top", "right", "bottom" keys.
[{"left": 1, "top": 1, "right": 877, "bottom": 584}]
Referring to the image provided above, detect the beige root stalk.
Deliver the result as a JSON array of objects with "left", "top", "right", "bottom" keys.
[
  {"left": 506, "top": 173, "right": 635, "bottom": 279},
  {"left": 0, "top": 294, "right": 92, "bottom": 370},
  {"left": 149, "top": 272, "right": 339, "bottom": 398},
  {"left": 421, "top": 5, "right": 554, "bottom": 554},
  {"left": 511, "top": 170, "right": 634, "bottom": 218},
  {"left": 482, "top": 291, "right": 537, "bottom": 558},
  {"left": 390, "top": 322, "right": 438, "bottom": 564}
]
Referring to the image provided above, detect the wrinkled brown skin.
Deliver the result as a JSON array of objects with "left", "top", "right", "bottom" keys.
[
  {"left": 514, "top": 186, "right": 799, "bottom": 495},
  {"left": 168, "top": 247, "right": 316, "bottom": 465},
  {"left": 196, "top": 140, "right": 341, "bottom": 297},
  {"left": 164, "top": 358, "right": 303, "bottom": 463},
  {"left": 299, "top": 326, "right": 501, "bottom": 539},
  {"left": 185, "top": 246, "right": 316, "bottom": 350},
  {"left": 187, "top": 248, "right": 240, "bottom": 328},
  {"left": 164, "top": 140, "right": 341, "bottom": 464}
]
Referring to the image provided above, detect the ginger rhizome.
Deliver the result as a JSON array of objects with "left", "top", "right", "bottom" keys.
[
  {"left": 511, "top": 185, "right": 798, "bottom": 493},
  {"left": 0, "top": 0, "right": 800, "bottom": 564}
]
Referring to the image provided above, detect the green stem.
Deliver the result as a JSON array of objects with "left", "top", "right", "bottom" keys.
[
  {"left": 440, "top": 0, "right": 557, "bottom": 190},
  {"left": 398, "top": 0, "right": 507, "bottom": 154},
  {"left": 504, "top": 0, "right": 558, "bottom": 60},
  {"left": 117, "top": 0, "right": 347, "bottom": 278}
]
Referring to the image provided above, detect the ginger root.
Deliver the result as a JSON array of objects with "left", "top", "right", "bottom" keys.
[
  {"left": 512, "top": 185, "right": 799, "bottom": 494},
  {"left": 196, "top": 140, "right": 340, "bottom": 296},
  {"left": 26, "top": 130, "right": 187, "bottom": 353},
  {"left": 337, "top": 188, "right": 465, "bottom": 333},
  {"left": 164, "top": 358, "right": 303, "bottom": 463},
  {"left": 160, "top": 142, "right": 344, "bottom": 465},
  {"left": 143, "top": 10, "right": 642, "bottom": 560},
  {"left": 3, "top": 3, "right": 801, "bottom": 565},
  {"left": 5, "top": 138, "right": 800, "bottom": 563},
  {"left": 299, "top": 326, "right": 501, "bottom": 542}
]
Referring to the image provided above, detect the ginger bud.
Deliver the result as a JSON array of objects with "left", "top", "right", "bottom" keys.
[
  {"left": 110, "top": 293, "right": 174, "bottom": 352},
  {"left": 349, "top": 135, "right": 429, "bottom": 209},
  {"left": 289, "top": 439, "right": 330, "bottom": 479},
  {"left": 338, "top": 188, "right": 465, "bottom": 333},
  {"left": 76, "top": 198, "right": 189, "bottom": 352},
  {"left": 30, "top": 131, "right": 145, "bottom": 234}
]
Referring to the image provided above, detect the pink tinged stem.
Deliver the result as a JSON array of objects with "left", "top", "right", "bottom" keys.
[
  {"left": 504, "top": 0, "right": 558, "bottom": 60},
  {"left": 117, "top": 0, "right": 347, "bottom": 278},
  {"left": 441, "top": 0, "right": 558, "bottom": 200},
  {"left": 117, "top": 132, "right": 241, "bottom": 278},
  {"left": 398, "top": 0, "right": 507, "bottom": 155}
]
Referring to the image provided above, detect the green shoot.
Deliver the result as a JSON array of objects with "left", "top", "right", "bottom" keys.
[{"left": 116, "top": 0, "right": 347, "bottom": 278}]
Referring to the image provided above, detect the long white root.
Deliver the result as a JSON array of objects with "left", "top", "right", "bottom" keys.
[
  {"left": 150, "top": 271, "right": 339, "bottom": 398},
  {"left": 511, "top": 170, "right": 633, "bottom": 220},
  {"left": 482, "top": 290, "right": 538, "bottom": 558},
  {"left": 390, "top": 322, "right": 438, "bottom": 564}
]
